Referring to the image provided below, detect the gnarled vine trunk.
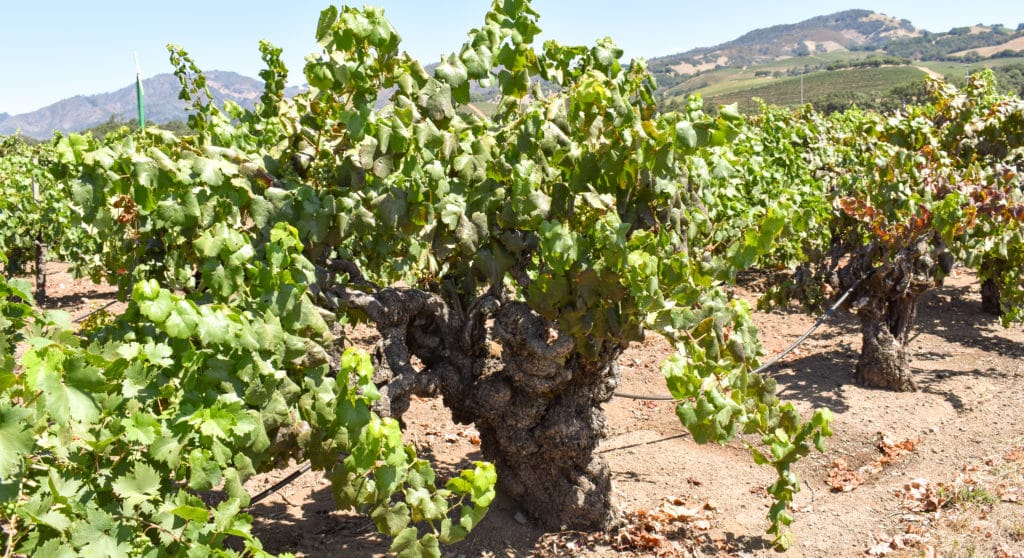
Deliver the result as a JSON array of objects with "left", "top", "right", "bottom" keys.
[
  {"left": 333, "top": 284, "right": 625, "bottom": 531},
  {"left": 853, "top": 289, "right": 919, "bottom": 392},
  {"left": 980, "top": 257, "right": 1006, "bottom": 316},
  {"left": 465, "top": 302, "right": 623, "bottom": 530},
  {"left": 981, "top": 277, "right": 1002, "bottom": 316},
  {"left": 842, "top": 236, "right": 946, "bottom": 392}
]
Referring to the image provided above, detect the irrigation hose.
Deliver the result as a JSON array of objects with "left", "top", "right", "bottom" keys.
[
  {"left": 247, "top": 463, "right": 313, "bottom": 508},
  {"left": 72, "top": 300, "right": 118, "bottom": 323}
]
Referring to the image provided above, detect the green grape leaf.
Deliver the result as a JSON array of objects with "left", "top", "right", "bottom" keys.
[
  {"left": 111, "top": 462, "right": 162, "bottom": 510},
  {"left": 391, "top": 528, "right": 441, "bottom": 558},
  {"left": 0, "top": 407, "right": 33, "bottom": 477},
  {"left": 371, "top": 502, "right": 411, "bottom": 535},
  {"left": 171, "top": 504, "right": 210, "bottom": 523}
]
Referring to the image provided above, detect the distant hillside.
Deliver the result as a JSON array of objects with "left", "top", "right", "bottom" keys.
[
  {"left": 953, "top": 36, "right": 1024, "bottom": 58},
  {"left": 880, "top": 24, "right": 1024, "bottom": 60},
  {"left": 649, "top": 10, "right": 917, "bottom": 79},
  {"left": 699, "top": 66, "right": 927, "bottom": 112},
  {"left": 646, "top": 9, "right": 1024, "bottom": 115},
  {"left": 0, "top": 71, "right": 301, "bottom": 140}
]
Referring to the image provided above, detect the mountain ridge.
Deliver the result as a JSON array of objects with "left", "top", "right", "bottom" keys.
[
  {"left": 647, "top": 9, "right": 918, "bottom": 79},
  {"left": 0, "top": 71, "right": 280, "bottom": 139}
]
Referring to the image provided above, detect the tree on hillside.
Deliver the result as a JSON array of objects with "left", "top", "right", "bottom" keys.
[{"left": 80, "top": 115, "right": 191, "bottom": 139}]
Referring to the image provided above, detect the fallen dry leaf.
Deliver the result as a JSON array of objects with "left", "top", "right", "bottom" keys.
[
  {"left": 896, "top": 478, "right": 945, "bottom": 512},
  {"left": 613, "top": 498, "right": 716, "bottom": 556},
  {"left": 535, "top": 530, "right": 607, "bottom": 558},
  {"left": 827, "top": 458, "right": 865, "bottom": 492},
  {"left": 866, "top": 532, "right": 927, "bottom": 555},
  {"left": 828, "top": 434, "right": 922, "bottom": 492},
  {"left": 878, "top": 432, "right": 920, "bottom": 463}
]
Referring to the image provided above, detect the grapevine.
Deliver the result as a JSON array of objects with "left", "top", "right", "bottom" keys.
[
  {"left": 0, "top": 2, "right": 862, "bottom": 554},
  {"left": 0, "top": 136, "right": 97, "bottom": 279},
  {"left": 761, "top": 72, "right": 1024, "bottom": 391}
]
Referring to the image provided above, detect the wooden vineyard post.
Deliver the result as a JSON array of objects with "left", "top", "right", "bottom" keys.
[{"left": 32, "top": 176, "right": 46, "bottom": 303}]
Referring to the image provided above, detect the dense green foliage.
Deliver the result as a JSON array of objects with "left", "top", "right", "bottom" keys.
[
  {"left": 987, "top": 63, "right": 1024, "bottom": 97},
  {"left": 0, "top": 136, "right": 96, "bottom": 275},
  {"left": 0, "top": 1, "right": 838, "bottom": 554},
  {"left": 4, "top": 2, "right": 1021, "bottom": 557},
  {"left": 0, "top": 265, "right": 494, "bottom": 557}
]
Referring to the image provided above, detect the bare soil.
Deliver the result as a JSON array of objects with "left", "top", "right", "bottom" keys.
[{"left": 36, "top": 263, "right": 1024, "bottom": 557}]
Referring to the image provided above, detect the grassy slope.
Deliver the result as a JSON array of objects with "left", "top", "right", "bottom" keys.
[
  {"left": 920, "top": 56, "right": 1024, "bottom": 79},
  {"left": 658, "top": 55, "right": 1024, "bottom": 114},
  {"left": 697, "top": 66, "right": 926, "bottom": 112},
  {"left": 657, "top": 51, "right": 867, "bottom": 99},
  {"left": 649, "top": 14, "right": 1024, "bottom": 114}
]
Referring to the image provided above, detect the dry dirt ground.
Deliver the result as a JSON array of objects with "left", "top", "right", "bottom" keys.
[{"left": 35, "top": 263, "right": 1024, "bottom": 557}]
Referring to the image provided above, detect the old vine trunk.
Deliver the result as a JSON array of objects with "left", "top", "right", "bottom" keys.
[
  {"left": 853, "top": 291, "right": 919, "bottom": 392},
  {"left": 981, "top": 277, "right": 1002, "bottom": 316},
  {"left": 843, "top": 237, "right": 946, "bottom": 392},
  {"left": 336, "top": 284, "right": 624, "bottom": 531},
  {"left": 979, "top": 257, "right": 1007, "bottom": 316}
]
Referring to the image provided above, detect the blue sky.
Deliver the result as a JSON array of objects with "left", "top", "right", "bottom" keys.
[{"left": 1, "top": 1, "right": 1021, "bottom": 115}]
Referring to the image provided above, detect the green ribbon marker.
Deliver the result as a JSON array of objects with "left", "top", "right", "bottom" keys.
[{"left": 134, "top": 51, "right": 145, "bottom": 129}]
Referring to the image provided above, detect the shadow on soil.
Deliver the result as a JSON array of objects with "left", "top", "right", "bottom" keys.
[
  {"left": 38, "top": 289, "right": 118, "bottom": 310},
  {"left": 757, "top": 281, "right": 1022, "bottom": 415},
  {"left": 694, "top": 531, "right": 773, "bottom": 556},
  {"left": 247, "top": 481, "right": 390, "bottom": 556},
  {"left": 247, "top": 448, "right": 548, "bottom": 557},
  {"left": 757, "top": 303, "right": 861, "bottom": 414},
  {"left": 913, "top": 284, "right": 1024, "bottom": 359},
  {"left": 248, "top": 481, "right": 548, "bottom": 557},
  {"left": 770, "top": 351, "right": 858, "bottom": 413},
  {"left": 914, "top": 367, "right": 1005, "bottom": 413}
]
